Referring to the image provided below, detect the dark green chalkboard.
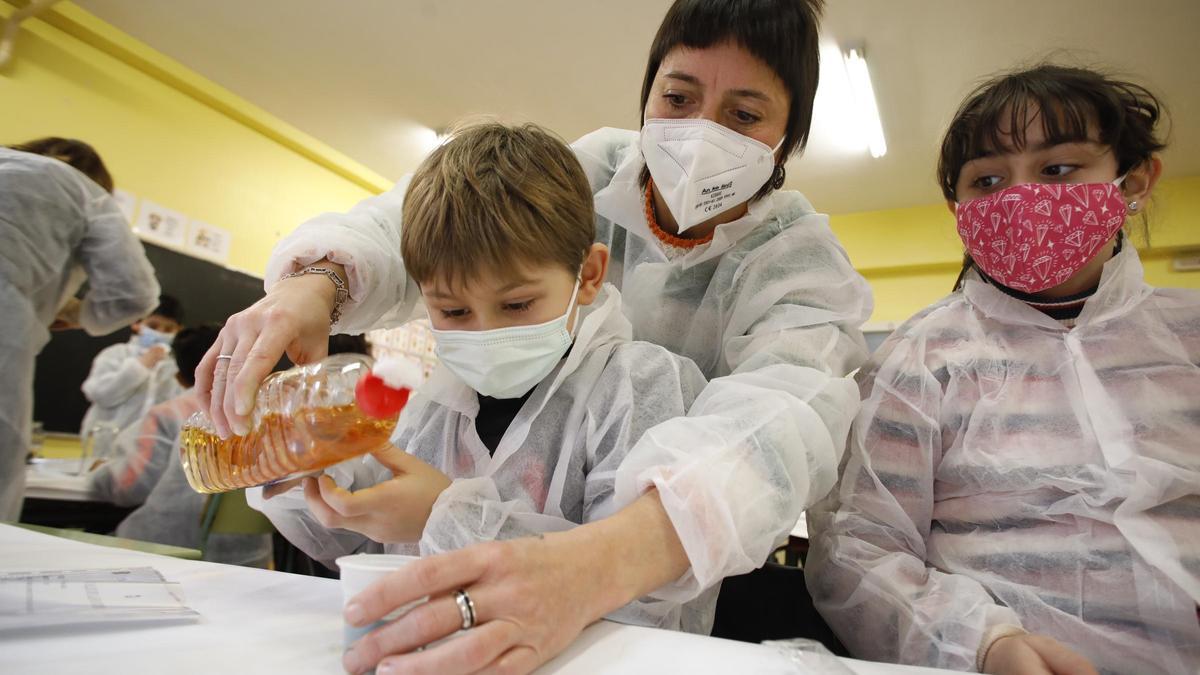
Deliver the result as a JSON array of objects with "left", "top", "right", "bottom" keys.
[{"left": 33, "top": 242, "right": 265, "bottom": 432}]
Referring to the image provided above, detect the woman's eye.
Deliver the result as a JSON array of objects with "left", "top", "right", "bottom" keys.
[
  {"left": 440, "top": 308, "right": 468, "bottom": 319},
  {"left": 663, "top": 93, "right": 688, "bottom": 108},
  {"left": 972, "top": 175, "right": 1003, "bottom": 190},
  {"left": 504, "top": 301, "right": 533, "bottom": 313},
  {"left": 1042, "top": 164, "right": 1077, "bottom": 178},
  {"left": 732, "top": 109, "right": 760, "bottom": 125}
]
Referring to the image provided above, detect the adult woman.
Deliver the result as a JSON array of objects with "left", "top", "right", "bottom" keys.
[
  {"left": 0, "top": 138, "right": 159, "bottom": 521},
  {"left": 198, "top": 1, "right": 872, "bottom": 672}
]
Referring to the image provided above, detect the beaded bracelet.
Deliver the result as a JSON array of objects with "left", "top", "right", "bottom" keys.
[{"left": 281, "top": 266, "right": 349, "bottom": 328}]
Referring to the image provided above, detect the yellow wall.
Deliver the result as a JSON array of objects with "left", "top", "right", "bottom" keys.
[
  {"left": 5, "top": 2, "right": 1197, "bottom": 315},
  {"left": 830, "top": 176, "right": 1200, "bottom": 325},
  {"left": 0, "top": 1, "right": 386, "bottom": 277}
]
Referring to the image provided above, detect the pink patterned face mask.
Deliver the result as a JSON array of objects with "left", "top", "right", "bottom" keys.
[{"left": 955, "top": 179, "right": 1128, "bottom": 293}]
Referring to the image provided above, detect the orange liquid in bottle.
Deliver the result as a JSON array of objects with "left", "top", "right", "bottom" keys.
[{"left": 180, "top": 404, "right": 398, "bottom": 494}]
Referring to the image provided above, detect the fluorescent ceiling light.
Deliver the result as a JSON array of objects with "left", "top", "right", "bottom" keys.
[{"left": 842, "top": 47, "right": 887, "bottom": 158}]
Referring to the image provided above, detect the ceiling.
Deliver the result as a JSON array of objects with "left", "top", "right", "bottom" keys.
[{"left": 76, "top": 0, "right": 1200, "bottom": 214}]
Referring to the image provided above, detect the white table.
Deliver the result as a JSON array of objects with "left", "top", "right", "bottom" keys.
[
  {"left": 23, "top": 462, "right": 92, "bottom": 502},
  {"left": 0, "top": 525, "right": 948, "bottom": 674}
]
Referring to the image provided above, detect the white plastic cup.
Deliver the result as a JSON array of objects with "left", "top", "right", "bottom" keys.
[{"left": 336, "top": 554, "right": 425, "bottom": 655}]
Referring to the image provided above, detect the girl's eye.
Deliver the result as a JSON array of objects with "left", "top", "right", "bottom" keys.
[
  {"left": 1042, "top": 164, "right": 1077, "bottom": 178},
  {"left": 504, "top": 300, "right": 534, "bottom": 313},
  {"left": 972, "top": 175, "right": 1003, "bottom": 190},
  {"left": 440, "top": 308, "right": 468, "bottom": 319}
]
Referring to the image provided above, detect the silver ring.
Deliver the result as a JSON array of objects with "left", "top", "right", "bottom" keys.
[
  {"left": 454, "top": 589, "right": 476, "bottom": 630},
  {"left": 216, "top": 354, "right": 234, "bottom": 361}
]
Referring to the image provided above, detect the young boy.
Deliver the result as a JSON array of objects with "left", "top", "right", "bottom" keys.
[
  {"left": 252, "top": 122, "right": 714, "bottom": 632},
  {"left": 80, "top": 295, "right": 185, "bottom": 454}
]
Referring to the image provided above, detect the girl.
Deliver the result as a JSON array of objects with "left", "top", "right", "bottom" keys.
[{"left": 807, "top": 64, "right": 1199, "bottom": 675}]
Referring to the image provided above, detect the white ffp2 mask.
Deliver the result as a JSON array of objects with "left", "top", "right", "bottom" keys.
[
  {"left": 430, "top": 280, "right": 581, "bottom": 399},
  {"left": 639, "top": 118, "right": 783, "bottom": 234}
]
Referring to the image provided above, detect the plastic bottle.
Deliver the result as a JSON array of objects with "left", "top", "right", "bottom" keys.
[{"left": 180, "top": 353, "right": 418, "bottom": 494}]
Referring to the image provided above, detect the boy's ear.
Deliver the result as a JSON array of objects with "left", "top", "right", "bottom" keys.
[
  {"left": 1122, "top": 156, "right": 1162, "bottom": 209},
  {"left": 576, "top": 243, "right": 610, "bottom": 307}
]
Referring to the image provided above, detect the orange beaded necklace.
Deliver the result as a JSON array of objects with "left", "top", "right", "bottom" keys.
[{"left": 643, "top": 178, "right": 714, "bottom": 250}]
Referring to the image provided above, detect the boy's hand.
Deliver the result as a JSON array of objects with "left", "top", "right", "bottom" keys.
[
  {"left": 984, "top": 634, "right": 1098, "bottom": 675},
  {"left": 138, "top": 345, "right": 169, "bottom": 369},
  {"left": 302, "top": 447, "right": 451, "bottom": 543}
]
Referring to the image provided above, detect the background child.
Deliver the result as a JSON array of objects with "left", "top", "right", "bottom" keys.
[
  {"left": 108, "top": 332, "right": 370, "bottom": 567},
  {"left": 807, "top": 64, "right": 1199, "bottom": 675},
  {"left": 252, "top": 122, "right": 714, "bottom": 632},
  {"left": 79, "top": 295, "right": 185, "bottom": 456}
]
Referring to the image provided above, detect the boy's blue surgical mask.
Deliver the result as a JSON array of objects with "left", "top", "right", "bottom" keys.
[
  {"left": 137, "top": 326, "right": 174, "bottom": 350},
  {"left": 431, "top": 279, "right": 581, "bottom": 399}
]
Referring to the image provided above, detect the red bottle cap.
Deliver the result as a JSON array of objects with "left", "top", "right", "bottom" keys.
[{"left": 355, "top": 373, "right": 411, "bottom": 419}]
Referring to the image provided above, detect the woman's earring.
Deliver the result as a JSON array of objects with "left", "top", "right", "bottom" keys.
[
  {"left": 1128, "top": 200, "right": 1140, "bottom": 212},
  {"left": 770, "top": 165, "right": 786, "bottom": 190}
]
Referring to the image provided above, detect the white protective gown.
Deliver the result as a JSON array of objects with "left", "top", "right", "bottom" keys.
[
  {"left": 0, "top": 148, "right": 159, "bottom": 521},
  {"left": 88, "top": 391, "right": 196, "bottom": 507},
  {"left": 250, "top": 287, "right": 718, "bottom": 631},
  {"left": 80, "top": 337, "right": 183, "bottom": 454},
  {"left": 806, "top": 245, "right": 1200, "bottom": 675},
  {"left": 263, "top": 127, "right": 872, "bottom": 602},
  {"left": 110, "top": 392, "right": 272, "bottom": 567}
]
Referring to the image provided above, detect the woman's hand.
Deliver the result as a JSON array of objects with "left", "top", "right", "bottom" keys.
[
  {"left": 341, "top": 490, "right": 690, "bottom": 675},
  {"left": 300, "top": 447, "right": 451, "bottom": 543},
  {"left": 342, "top": 533, "right": 606, "bottom": 675},
  {"left": 51, "top": 297, "right": 83, "bottom": 331},
  {"left": 195, "top": 264, "right": 344, "bottom": 437},
  {"left": 984, "top": 634, "right": 1098, "bottom": 675}
]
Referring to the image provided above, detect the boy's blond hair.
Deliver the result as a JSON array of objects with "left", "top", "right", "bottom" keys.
[{"left": 401, "top": 122, "right": 594, "bottom": 289}]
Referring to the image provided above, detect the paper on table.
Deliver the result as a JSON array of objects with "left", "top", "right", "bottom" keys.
[{"left": 0, "top": 567, "right": 200, "bottom": 633}]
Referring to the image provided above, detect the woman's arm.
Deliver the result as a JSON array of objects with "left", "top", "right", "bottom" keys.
[
  {"left": 341, "top": 489, "right": 688, "bottom": 675},
  {"left": 74, "top": 185, "right": 159, "bottom": 336},
  {"left": 195, "top": 179, "right": 422, "bottom": 437},
  {"left": 611, "top": 218, "right": 872, "bottom": 598}
]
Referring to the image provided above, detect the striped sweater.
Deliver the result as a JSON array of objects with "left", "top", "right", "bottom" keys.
[{"left": 807, "top": 245, "right": 1200, "bottom": 675}]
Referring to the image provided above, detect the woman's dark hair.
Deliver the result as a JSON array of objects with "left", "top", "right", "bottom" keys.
[
  {"left": 938, "top": 64, "right": 1167, "bottom": 290},
  {"left": 638, "top": 0, "right": 824, "bottom": 198},
  {"left": 7, "top": 137, "right": 115, "bottom": 193},
  {"left": 173, "top": 324, "right": 222, "bottom": 388}
]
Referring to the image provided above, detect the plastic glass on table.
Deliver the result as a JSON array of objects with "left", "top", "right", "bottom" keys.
[{"left": 336, "top": 553, "right": 425, "bottom": 651}]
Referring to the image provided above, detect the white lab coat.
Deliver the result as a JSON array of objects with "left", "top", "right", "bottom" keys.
[
  {"left": 251, "top": 287, "right": 718, "bottom": 631},
  {"left": 263, "top": 127, "right": 872, "bottom": 601},
  {"left": 806, "top": 245, "right": 1200, "bottom": 674},
  {"left": 0, "top": 148, "right": 158, "bottom": 520},
  {"left": 80, "top": 337, "right": 183, "bottom": 454}
]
